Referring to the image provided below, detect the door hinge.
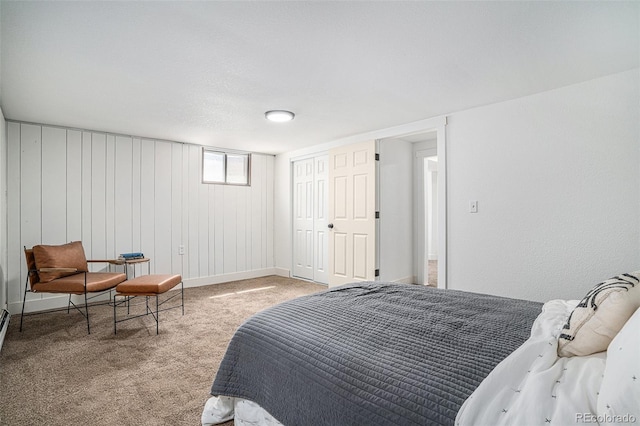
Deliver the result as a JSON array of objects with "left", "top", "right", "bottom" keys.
[
  {"left": 375, "top": 269, "right": 380, "bottom": 277},
  {"left": 375, "top": 153, "right": 380, "bottom": 161},
  {"left": 375, "top": 211, "right": 380, "bottom": 219}
]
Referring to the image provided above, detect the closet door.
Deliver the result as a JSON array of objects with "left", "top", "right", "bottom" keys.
[
  {"left": 328, "top": 140, "right": 376, "bottom": 287},
  {"left": 313, "top": 155, "right": 329, "bottom": 284},
  {"left": 292, "top": 155, "right": 329, "bottom": 284},
  {"left": 292, "top": 158, "right": 314, "bottom": 280}
]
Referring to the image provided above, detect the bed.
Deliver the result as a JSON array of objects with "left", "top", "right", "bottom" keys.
[{"left": 202, "top": 278, "right": 640, "bottom": 426}]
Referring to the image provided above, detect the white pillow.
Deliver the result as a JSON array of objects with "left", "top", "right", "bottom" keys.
[
  {"left": 557, "top": 271, "right": 640, "bottom": 357},
  {"left": 597, "top": 307, "right": 640, "bottom": 424}
]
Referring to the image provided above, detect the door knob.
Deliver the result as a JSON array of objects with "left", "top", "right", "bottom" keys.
[{"left": 328, "top": 223, "right": 334, "bottom": 229}]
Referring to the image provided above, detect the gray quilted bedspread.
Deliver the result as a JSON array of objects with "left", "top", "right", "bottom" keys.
[{"left": 210, "top": 282, "right": 542, "bottom": 425}]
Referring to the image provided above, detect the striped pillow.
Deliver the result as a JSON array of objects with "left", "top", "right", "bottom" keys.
[{"left": 557, "top": 271, "right": 640, "bottom": 357}]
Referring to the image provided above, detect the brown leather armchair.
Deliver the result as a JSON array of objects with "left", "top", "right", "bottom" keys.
[{"left": 21, "top": 241, "right": 127, "bottom": 334}]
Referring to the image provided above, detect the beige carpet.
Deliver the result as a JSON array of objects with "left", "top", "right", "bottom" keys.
[{"left": 0, "top": 276, "right": 324, "bottom": 426}]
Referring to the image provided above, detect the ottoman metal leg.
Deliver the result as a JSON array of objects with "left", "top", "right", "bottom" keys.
[{"left": 113, "top": 274, "right": 183, "bottom": 335}]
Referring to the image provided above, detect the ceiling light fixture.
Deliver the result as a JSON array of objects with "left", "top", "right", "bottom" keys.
[{"left": 265, "top": 110, "right": 295, "bottom": 122}]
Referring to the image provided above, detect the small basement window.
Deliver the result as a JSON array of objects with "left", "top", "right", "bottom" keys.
[{"left": 202, "top": 149, "right": 251, "bottom": 185}]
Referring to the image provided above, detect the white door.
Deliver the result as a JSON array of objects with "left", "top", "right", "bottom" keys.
[
  {"left": 292, "top": 158, "right": 314, "bottom": 280},
  {"left": 328, "top": 140, "right": 377, "bottom": 287},
  {"left": 292, "top": 155, "right": 329, "bottom": 284},
  {"left": 313, "top": 155, "right": 329, "bottom": 284}
]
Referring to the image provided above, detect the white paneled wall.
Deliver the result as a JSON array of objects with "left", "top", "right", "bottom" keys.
[
  {"left": 0, "top": 108, "right": 6, "bottom": 311},
  {"left": 6, "top": 122, "right": 275, "bottom": 313}
]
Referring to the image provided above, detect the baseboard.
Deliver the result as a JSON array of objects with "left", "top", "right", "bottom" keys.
[
  {"left": 393, "top": 276, "right": 416, "bottom": 285},
  {"left": 272, "top": 267, "right": 291, "bottom": 278},
  {"left": 182, "top": 268, "right": 284, "bottom": 288}
]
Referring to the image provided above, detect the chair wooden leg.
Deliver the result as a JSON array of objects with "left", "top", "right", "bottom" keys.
[{"left": 19, "top": 276, "right": 29, "bottom": 332}]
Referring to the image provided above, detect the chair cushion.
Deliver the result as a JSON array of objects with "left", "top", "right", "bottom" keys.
[
  {"left": 33, "top": 272, "right": 127, "bottom": 294},
  {"left": 32, "top": 241, "right": 89, "bottom": 283}
]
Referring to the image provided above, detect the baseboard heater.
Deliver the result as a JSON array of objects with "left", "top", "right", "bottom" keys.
[{"left": 0, "top": 309, "right": 9, "bottom": 353}]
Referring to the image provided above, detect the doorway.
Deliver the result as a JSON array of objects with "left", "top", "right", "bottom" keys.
[
  {"left": 422, "top": 153, "right": 439, "bottom": 286},
  {"left": 378, "top": 131, "right": 444, "bottom": 287},
  {"left": 413, "top": 136, "right": 439, "bottom": 286}
]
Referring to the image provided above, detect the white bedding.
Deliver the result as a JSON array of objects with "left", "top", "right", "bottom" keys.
[
  {"left": 455, "top": 299, "right": 607, "bottom": 426},
  {"left": 202, "top": 395, "right": 282, "bottom": 426}
]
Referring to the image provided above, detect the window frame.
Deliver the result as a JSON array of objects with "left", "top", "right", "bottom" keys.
[{"left": 201, "top": 148, "right": 251, "bottom": 186}]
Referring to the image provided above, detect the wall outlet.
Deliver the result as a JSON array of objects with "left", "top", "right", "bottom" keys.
[
  {"left": 178, "top": 245, "right": 185, "bottom": 255},
  {"left": 469, "top": 200, "right": 478, "bottom": 213}
]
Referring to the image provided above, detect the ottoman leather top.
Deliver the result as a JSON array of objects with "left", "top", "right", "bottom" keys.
[{"left": 116, "top": 274, "right": 182, "bottom": 295}]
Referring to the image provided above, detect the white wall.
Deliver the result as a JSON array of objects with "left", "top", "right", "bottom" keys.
[
  {"left": 0, "top": 0, "right": 6, "bottom": 311},
  {"left": 6, "top": 122, "right": 275, "bottom": 314},
  {"left": 0, "top": 107, "right": 6, "bottom": 311},
  {"left": 378, "top": 139, "right": 413, "bottom": 283},
  {"left": 275, "top": 70, "right": 639, "bottom": 303},
  {"left": 446, "top": 69, "right": 639, "bottom": 302}
]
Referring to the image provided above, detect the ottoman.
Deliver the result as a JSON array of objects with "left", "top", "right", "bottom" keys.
[{"left": 113, "top": 274, "right": 184, "bottom": 334}]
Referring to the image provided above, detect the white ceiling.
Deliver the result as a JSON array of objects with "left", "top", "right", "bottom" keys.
[{"left": 1, "top": 1, "right": 638, "bottom": 155}]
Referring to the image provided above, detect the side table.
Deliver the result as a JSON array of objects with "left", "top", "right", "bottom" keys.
[{"left": 109, "top": 258, "right": 151, "bottom": 278}]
